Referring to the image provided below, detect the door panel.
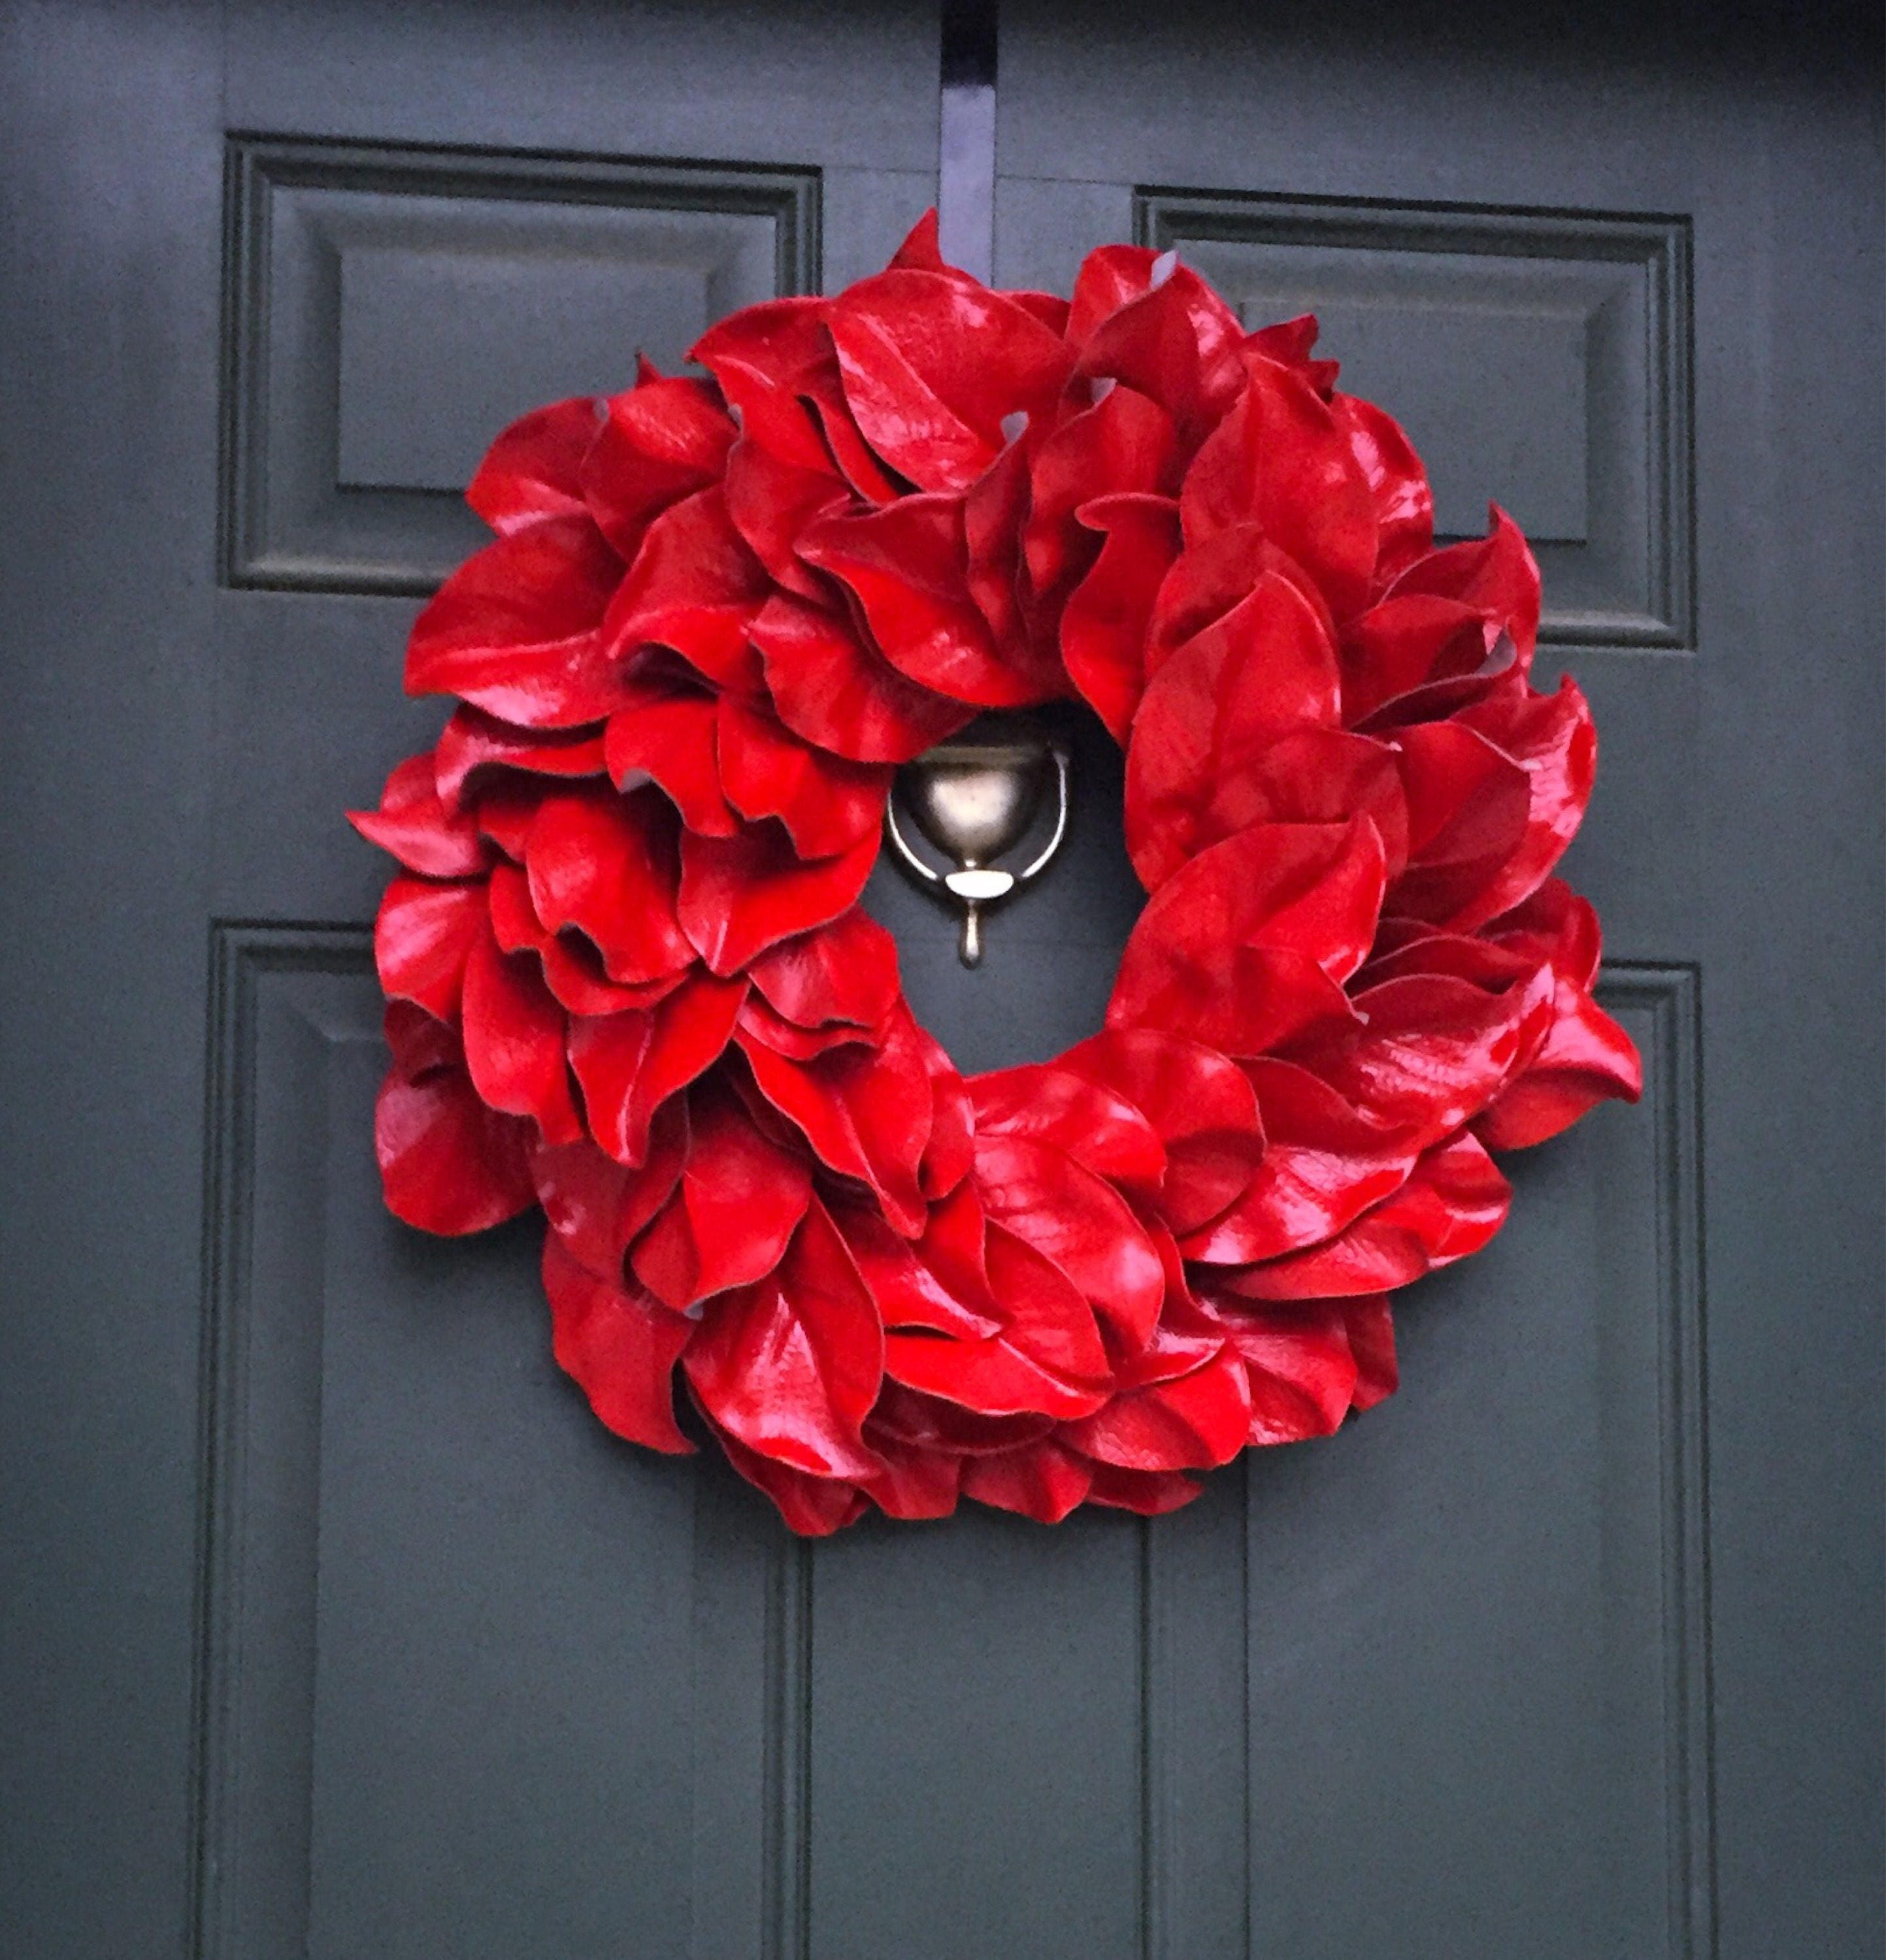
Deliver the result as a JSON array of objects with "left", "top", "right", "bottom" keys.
[{"left": 1, "top": 5, "right": 1878, "bottom": 1959}]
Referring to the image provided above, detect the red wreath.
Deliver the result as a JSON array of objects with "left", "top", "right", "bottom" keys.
[{"left": 352, "top": 213, "right": 1641, "bottom": 1533}]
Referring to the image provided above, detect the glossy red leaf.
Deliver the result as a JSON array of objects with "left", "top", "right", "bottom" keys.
[
  {"left": 798, "top": 495, "right": 1063, "bottom": 708},
  {"left": 683, "top": 1200, "right": 884, "bottom": 1480},
  {"left": 973, "top": 1132, "right": 1167, "bottom": 1348},
  {"left": 1063, "top": 1341, "right": 1251, "bottom": 1471},
  {"left": 631, "top": 1075, "right": 813, "bottom": 1309},
  {"left": 581, "top": 374, "right": 736, "bottom": 561},
  {"left": 1344, "top": 1294, "right": 1398, "bottom": 1411},
  {"left": 376, "top": 1004, "right": 536, "bottom": 1234},
  {"left": 352, "top": 753, "right": 492, "bottom": 877},
  {"left": 1080, "top": 1462, "right": 1205, "bottom": 1516},
  {"left": 1059, "top": 492, "right": 1182, "bottom": 742},
  {"left": 1452, "top": 673, "right": 1596, "bottom": 926},
  {"left": 1287, "top": 964, "right": 1555, "bottom": 1149},
  {"left": 466, "top": 395, "right": 599, "bottom": 535},
  {"left": 523, "top": 784, "right": 695, "bottom": 986},
  {"left": 1389, "top": 720, "right": 1534, "bottom": 926},
  {"left": 970, "top": 1064, "right": 1167, "bottom": 1198},
  {"left": 600, "top": 487, "right": 769, "bottom": 689},
  {"left": 1108, "top": 819, "right": 1385, "bottom": 1056},
  {"left": 1025, "top": 382, "right": 1179, "bottom": 606},
  {"left": 1474, "top": 979, "right": 1643, "bottom": 1150},
  {"left": 542, "top": 1230, "right": 695, "bottom": 1454},
  {"left": 1072, "top": 255, "right": 1246, "bottom": 449},
  {"left": 1180, "top": 351, "right": 1379, "bottom": 619},
  {"left": 569, "top": 971, "right": 747, "bottom": 1168},
  {"left": 737, "top": 1002, "right": 933, "bottom": 1235},
  {"left": 1225, "top": 1130, "right": 1511, "bottom": 1300},
  {"left": 1124, "top": 568, "right": 1344, "bottom": 888},
  {"left": 678, "top": 821, "right": 880, "bottom": 976},
  {"left": 432, "top": 709, "right": 607, "bottom": 813},
  {"left": 959, "top": 1439, "right": 1095, "bottom": 1523},
  {"left": 825, "top": 269, "right": 1075, "bottom": 493},
  {"left": 721, "top": 436, "right": 850, "bottom": 600},
  {"left": 374, "top": 876, "right": 484, "bottom": 1022},
  {"left": 1057, "top": 1028, "right": 1268, "bottom": 1235},
  {"left": 833, "top": 1199, "right": 1003, "bottom": 1340},
  {"left": 531, "top": 1117, "right": 687, "bottom": 1282},
  {"left": 406, "top": 515, "right": 627, "bottom": 728},
  {"left": 1200, "top": 1295, "right": 1359, "bottom": 1445},
  {"left": 706, "top": 1418, "right": 870, "bottom": 1535},
  {"left": 750, "top": 591, "right": 974, "bottom": 765},
  {"left": 459, "top": 922, "right": 582, "bottom": 1145},
  {"left": 1332, "top": 392, "right": 1433, "bottom": 589},
  {"left": 601, "top": 666, "right": 736, "bottom": 836},
  {"left": 715, "top": 694, "right": 893, "bottom": 857},
  {"left": 747, "top": 907, "right": 901, "bottom": 1032},
  {"left": 1383, "top": 505, "right": 1540, "bottom": 662},
  {"left": 1182, "top": 1058, "right": 1420, "bottom": 1266}
]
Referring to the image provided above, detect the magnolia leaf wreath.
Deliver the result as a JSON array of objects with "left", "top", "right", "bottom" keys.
[{"left": 352, "top": 212, "right": 1642, "bottom": 1535}]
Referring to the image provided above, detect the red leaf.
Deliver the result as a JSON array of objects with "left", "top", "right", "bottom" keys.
[
  {"left": 737, "top": 1002, "right": 933, "bottom": 1235},
  {"left": 1225, "top": 1131, "right": 1512, "bottom": 1299},
  {"left": 678, "top": 821, "right": 880, "bottom": 976},
  {"left": 1124, "top": 568, "right": 1343, "bottom": 888},
  {"left": 1063, "top": 1341, "right": 1251, "bottom": 1471},
  {"left": 542, "top": 1230, "right": 695, "bottom": 1453},
  {"left": 716, "top": 695, "right": 893, "bottom": 857},
  {"left": 374, "top": 876, "right": 484, "bottom": 1021},
  {"left": 1287, "top": 964, "right": 1555, "bottom": 1148},
  {"left": 1180, "top": 351, "right": 1379, "bottom": 619},
  {"left": 751, "top": 592, "right": 974, "bottom": 765},
  {"left": 432, "top": 710, "right": 607, "bottom": 813},
  {"left": 631, "top": 1075, "right": 813, "bottom": 1310},
  {"left": 706, "top": 1418, "right": 870, "bottom": 1535},
  {"left": 883, "top": 1223, "right": 1110, "bottom": 1419},
  {"left": 406, "top": 515, "right": 627, "bottom": 728},
  {"left": 352, "top": 753, "right": 492, "bottom": 877},
  {"left": 1108, "top": 819, "right": 1385, "bottom": 1056},
  {"left": 1474, "top": 979, "right": 1642, "bottom": 1150},
  {"left": 825, "top": 269, "right": 1075, "bottom": 493},
  {"left": 569, "top": 972, "right": 747, "bottom": 1167},
  {"left": 832, "top": 1197, "right": 1002, "bottom": 1340},
  {"left": 602, "top": 668, "right": 738, "bottom": 836},
  {"left": 973, "top": 1132, "right": 1167, "bottom": 1348},
  {"left": 467, "top": 395, "right": 599, "bottom": 535},
  {"left": 722, "top": 436, "right": 850, "bottom": 601},
  {"left": 1057, "top": 1028, "right": 1268, "bottom": 1236},
  {"left": 1203, "top": 1296, "right": 1359, "bottom": 1444},
  {"left": 747, "top": 907, "right": 901, "bottom": 1031},
  {"left": 960, "top": 1439, "right": 1095, "bottom": 1523},
  {"left": 1059, "top": 493, "right": 1182, "bottom": 742},
  {"left": 600, "top": 487, "right": 769, "bottom": 689},
  {"left": 460, "top": 922, "right": 582, "bottom": 1144},
  {"left": 1332, "top": 393, "right": 1433, "bottom": 590},
  {"left": 683, "top": 1200, "right": 884, "bottom": 1480},
  {"left": 376, "top": 1004, "right": 536, "bottom": 1234},
  {"left": 1182, "top": 1058, "right": 1419, "bottom": 1266},
  {"left": 1025, "top": 383, "right": 1179, "bottom": 607},
  {"left": 1453, "top": 674, "right": 1597, "bottom": 925},
  {"left": 524, "top": 784, "right": 695, "bottom": 986},
  {"left": 1389, "top": 720, "right": 1534, "bottom": 927},
  {"left": 970, "top": 1064, "right": 1167, "bottom": 1198},
  {"left": 799, "top": 495, "right": 1063, "bottom": 708},
  {"left": 1071, "top": 255, "right": 1246, "bottom": 448},
  {"left": 581, "top": 374, "right": 736, "bottom": 561},
  {"left": 531, "top": 1120, "right": 687, "bottom": 1281},
  {"left": 1384, "top": 504, "right": 1540, "bottom": 662}
]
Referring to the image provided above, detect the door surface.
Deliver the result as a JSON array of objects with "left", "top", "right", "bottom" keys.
[{"left": 2, "top": 4, "right": 1879, "bottom": 1957}]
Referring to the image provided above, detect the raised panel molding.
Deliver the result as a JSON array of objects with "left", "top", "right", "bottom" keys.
[
  {"left": 1137, "top": 191, "right": 1695, "bottom": 651},
  {"left": 221, "top": 138, "right": 821, "bottom": 595}
]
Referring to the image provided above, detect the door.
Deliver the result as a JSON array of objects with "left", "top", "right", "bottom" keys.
[{"left": 1, "top": 4, "right": 1878, "bottom": 1957}]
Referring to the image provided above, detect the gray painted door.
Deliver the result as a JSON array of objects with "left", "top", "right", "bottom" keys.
[{"left": 2, "top": 4, "right": 1878, "bottom": 1957}]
